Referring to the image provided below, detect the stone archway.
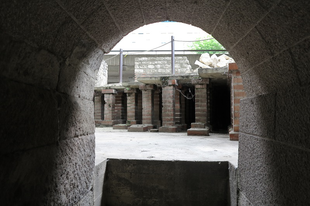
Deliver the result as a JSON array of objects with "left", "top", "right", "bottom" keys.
[{"left": 1, "top": 0, "right": 309, "bottom": 205}]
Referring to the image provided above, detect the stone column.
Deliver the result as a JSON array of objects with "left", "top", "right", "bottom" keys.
[
  {"left": 229, "top": 63, "right": 246, "bottom": 140},
  {"left": 102, "top": 89, "right": 117, "bottom": 126},
  {"left": 124, "top": 88, "right": 138, "bottom": 125},
  {"left": 94, "top": 90, "right": 104, "bottom": 126},
  {"left": 187, "top": 78, "right": 209, "bottom": 136},
  {"left": 159, "top": 79, "right": 179, "bottom": 132},
  {"left": 139, "top": 84, "right": 155, "bottom": 129}
]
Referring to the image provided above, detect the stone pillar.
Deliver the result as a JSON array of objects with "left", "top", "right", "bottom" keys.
[
  {"left": 187, "top": 78, "right": 209, "bottom": 136},
  {"left": 139, "top": 84, "right": 155, "bottom": 129},
  {"left": 94, "top": 90, "right": 104, "bottom": 126},
  {"left": 124, "top": 88, "right": 138, "bottom": 125},
  {"left": 101, "top": 89, "right": 117, "bottom": 126},
  {"left": 114, "top": 91, "right": 126, "bottom": 124},
  {"left": 159, "top": 79, "right": 179, "bottom": 132},
  {"left": 229, "top": 63, "right": 246, "bottom": 140}
]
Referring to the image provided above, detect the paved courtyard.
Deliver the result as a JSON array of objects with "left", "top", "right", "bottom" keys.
[{"left": 95, "top": 127, "right": 239, "bottom": 166}]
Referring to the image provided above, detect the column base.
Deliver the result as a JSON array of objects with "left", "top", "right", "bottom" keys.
[
  {"left": 187, "top": 122, "right": 209, "bottom": 136},
  {"left": 229, "top": 131, "right": 239, "bottom": 141},
  {"left": 159, "top": 126, "right": 180, "bottom": 133},
  {"left": 128, "top": 124, "right": 154, "bottom": 132},
  {"left": 113, "top": 124, "right": 130, "bottom": 130},
  {"left": 95, "top": 120, "right": 118, "bottom": 127}
]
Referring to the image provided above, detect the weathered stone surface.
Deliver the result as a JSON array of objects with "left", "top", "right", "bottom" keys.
[
  {"left": 139, "top": 0, "right": 167, "bottom": 24},
  {"left": 58, "top": 95, "right": 95, "bottom": 140},
  {"left": 229, "top": 28, "right": 274, "bottom": 73},
  {"left": 57, "top": 45, "right": 103, "bottom": 100},
  {"left": 103, "top": 0, "right": 144, "bottom": 33},
  {"left": 256, "top": 0, "right": 310, "bottom": 54},
  {"left": 44, "top": 135, "right": 95, "bottom": 205},
  {"left": 0, "top": 144, "right": 57, "bottom": 205},
  {"left": 0, "top": 1, "right": 70, "bottom": 54},
  {"left": 229, "top": 163, "right": 238, "bottom": 206},
  {"left": 128, "top": 124, "right": 150, "bottom": 132},
  {"left": 241, "top": 50, "right": 299, "bottom": 97},
  {"left": 238, "top": 133, "right": 310, "bottom": 205},
  {"left": 81, "top": 5, "right": 123, "bottom": 52},
  {"left": 290, "top": 37, "right": 310, "bottom": 86},
  {"left": 212, "top": 0, "right": 273, "bottom": 49},
  {"left": 275, "top": 85, "right": 310, "bottom": 150},
  {"left": 240, "top": 94, "right": 275, "bottom": 137},
  {"left": 0, "top": 77, "right": 58, "bottom": 154},
  {"left": 159, "top": 126, "right": 180, "bottom": 133},
  {"left": 0, "top": 35, "right": 60, "bottom": 90},
  {"left": 103, "top": 159, "right": 229, "bottom": 206},
  {"left": 94, "top": 160, "right": 108, "bottom": 206}
]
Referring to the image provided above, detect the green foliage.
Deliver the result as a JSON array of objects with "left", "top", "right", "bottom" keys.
[{"left": 189, "top": 35, "right": 226, "bottom": 54}]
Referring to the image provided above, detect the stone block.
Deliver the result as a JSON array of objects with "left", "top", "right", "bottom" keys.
[
  {"left": 81, "top": 5, "right": 123, "bottom": 52},
  {"left": 159, "top": 126, "right": 180, "bottom": 133},
  {"left": 241, "top": 50, "right": 299, "bottom": 97},
  {"left": 0, "top": 78, "right": 58, "bottom": 154},
  {"left": 57, "top": 45, "right": 103, "bottom": 100},
  {"left": 290, "top": 38, "right": 310, "bottom": 86},
  {"left": 212, "top": 0, "right": 271, "bottom": 49},
  {"left": 229, "top": 28, "right": 274, "bottom": 73},
  {"left": 238, "top": 133, "right": 310, "bottom": 205},
  {"left": 240, "top": 94, "right": 275, "bottom": 137},
  {"left": 0, "top": 38, "right": 60, "bottom": 90},
  {"left": 0, "top": 1, "right": 70, "bottom": 56},
  {"left": 139, "top": 0, "right": 167, "bottom": 24},
  {"left": 102, "top": 89, "right": 117, "bottom": 94},
  {"left": 191, "top": 122, "right": 205, "bottom": 128},
  {"left": 256, "top": 0, "right": 310, "bottom": 54},
  {"left": 94, "top": 160, "right": 107, "bottom": 206},
  {"left": 149, "top": 129, "right": 159, "bottom": 132},
  {"left": 128, "top": 124, "right": 149, "bottom": 132},
  {"left": 275, "top": 85, "right": 310, "bottom": 150},
  {"left": 58, "top": 95, "right": 95, "bottom": 140},
  {"left": 229, "top": 163, "right": 238, "bottom": 206},
  {"left": 187, "top": 128, "right": 209, "bottom": 136},
  {"left": 113, "top": 124, "right": 130, "bottom": 130}
]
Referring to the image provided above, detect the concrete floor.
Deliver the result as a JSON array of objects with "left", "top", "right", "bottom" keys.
[{"left": 95, "top": 127, "right": 239, "bottom": 167}]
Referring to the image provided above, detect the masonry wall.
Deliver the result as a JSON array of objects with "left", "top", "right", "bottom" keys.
[{"left": 1, "top": 0, "right": 310, "bottom": 205}]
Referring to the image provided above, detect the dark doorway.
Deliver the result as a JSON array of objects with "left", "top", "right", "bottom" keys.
[{"left": 210, "top": 80, "right": 231, "bottom": 133}]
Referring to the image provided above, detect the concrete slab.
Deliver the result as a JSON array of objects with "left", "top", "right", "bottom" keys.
[{"left": 95, "top": 127, "right": 239, "bottom": 167}]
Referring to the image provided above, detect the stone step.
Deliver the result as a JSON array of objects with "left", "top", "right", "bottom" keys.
[{"left": 191, "top": 122, "right": 206, "bottom": 128}]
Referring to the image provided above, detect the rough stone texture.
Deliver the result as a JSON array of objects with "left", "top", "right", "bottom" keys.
[
  {"left": 229, "top": 28, "right": 275, "bottom": 73},
  {"left": 94, "top": 160, "right": 108, "bottom": 206},
  {"left": 290, "top": 37, "right": 310, "bottom": 86},
  {"left": 95, "top": 60, "right": 108, "bottom": 87},
  {"left": 81, "top": 4, "right": 123, "bottom": 52},
  {"left": 0, "top": 35, "right": 60, "bottom": 90},
  {"left": 241, "top": 50, "right": 299, "bottom": 97},
  {"left": 103, "top": 159, "right": 229, "bottom": 206},
  {"left": 212, "top": 0, "right": 273, "bottom": 50},
  {"left": 1, "top": 0, "right": 310, "bottom": 205},
  {"left": 275, "top": 85, "right": 310, "bottom": 150},
  {"left": 228, "top": 163, "right": 238, "bottom": 206},
  {"left": 58, "top": 95, "right": 95, "bottom": 140},
  {"left": 57, "top": 43, "right": 104, "bottom": 101},
  {"left": 238, "top": 133, "right": 310, "bottom": 205},
  {"left": 0, "top": 77, "right": 58, "bottom": 154},
  {"left": 128, "top": 124, "right": 150, "bottom": 132},
  {"left": 256, "top": 0, "right": 310, "bottom": 54},
  {"left": 103, "top": 0, "right": 144, "bottom": 33},
  {"left": 44, "top": 135, "right": 95, "bottom": 205},
  {"left": 240, "top": 94, "right": 275, "bottom": 138},
  {"left": 158, "top": 126, "right": 179, "bottom": 133}
]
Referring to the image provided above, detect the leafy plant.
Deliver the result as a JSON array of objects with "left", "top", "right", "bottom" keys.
[{"left": 188, "top": 35, "right": 226, "bottom": 54}]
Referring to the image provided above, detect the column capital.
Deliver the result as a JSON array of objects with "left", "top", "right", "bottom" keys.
[
  {"left": 191, "top": 78, "right": 209, "bottom": 85},
  {"left": 139, "top": 84, "right": 155, "bottom": 91},
  {"left": 102, "top": 89, "right": 117, "bottom": 94},
  {"left": 124, "top": 88, "right": 137, "bottom": 94}
]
